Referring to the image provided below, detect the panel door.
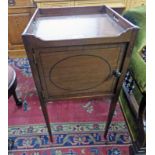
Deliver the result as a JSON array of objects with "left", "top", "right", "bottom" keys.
[{"left": 36, "top": 44, "right": 125, "bottom": 100}]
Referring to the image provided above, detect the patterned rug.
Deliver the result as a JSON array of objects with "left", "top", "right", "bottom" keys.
[{"left": 8, "top": 58, "right": 131, "bottom": 155}]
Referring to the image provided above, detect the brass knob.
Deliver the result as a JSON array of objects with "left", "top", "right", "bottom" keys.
[{"left": 113, "top": 69, "right": 121, "bottom": 78}]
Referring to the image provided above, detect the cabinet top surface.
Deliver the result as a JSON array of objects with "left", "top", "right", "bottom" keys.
[
  {"left": 33, "top": 14, "right": 124, "bottom": 40},
  {"left": 23, "top": 6, "right": 137, "bottom": 42}
]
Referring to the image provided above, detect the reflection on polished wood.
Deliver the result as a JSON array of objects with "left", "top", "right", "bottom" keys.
[{"left": 34, "top": 14, "right": 124, "bottom": 40}]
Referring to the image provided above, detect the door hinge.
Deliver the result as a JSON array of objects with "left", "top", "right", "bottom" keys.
[
  {"left": 33, "top": 53, "right": 37, "bottom": 64},
  {"left": 41, "top": 90, "right": 46, "bottom": 99},
  {"left": 32, "top": 50, "right": 37, "bottom": 65}
]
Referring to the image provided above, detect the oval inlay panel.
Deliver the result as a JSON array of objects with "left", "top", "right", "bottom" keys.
[{"left": 49, "top": 55, "right": 111, "bottom": 91}]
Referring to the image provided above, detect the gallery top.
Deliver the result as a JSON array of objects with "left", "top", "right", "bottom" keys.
[{"left": 23, "top": 6, "right": 138, "bottom": 44}]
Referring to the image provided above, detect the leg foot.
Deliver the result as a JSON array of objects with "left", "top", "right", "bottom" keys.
[
  {"left": 16, "top": 98, "right": 23, "bottom": 106},
  {"left": 13, "top": 91, "right": 22, "bottom": 106},
  {"left": 50, "top": 135, "right": 53, "bottom": 143},
  {"left": 40, "top": 101, "right": 53, "bottom": 143},
  {"left": 104, "top": 98, "right": 118, "bottom": 138},
  {"left": 8, "top": 139, "right": 14, "bottom": 150}
]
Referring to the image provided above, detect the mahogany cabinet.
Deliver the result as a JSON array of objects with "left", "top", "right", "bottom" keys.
[
  {"left": 8, "top": 0, "right": 35, "bottom": 57},
  {"left": 22, "top": 6, "right": 138, "bottom": 142},
  {"left": 34, "top": 0, "right": 74, "bottom": 8},
  {"left": 33, "top": 0, "right": 145, "bottom": 10},
  {"left": 33, "top": 0, "right": 125, "bottom": 16}
]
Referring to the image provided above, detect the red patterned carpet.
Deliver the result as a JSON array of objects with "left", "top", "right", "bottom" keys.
[{"left": 8, "top": 58, "right": 131, "bottom": 155}]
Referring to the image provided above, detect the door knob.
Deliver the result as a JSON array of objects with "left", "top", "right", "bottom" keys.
[{"left": 113, "top": 69, "right": 121, "bottom": 78}]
